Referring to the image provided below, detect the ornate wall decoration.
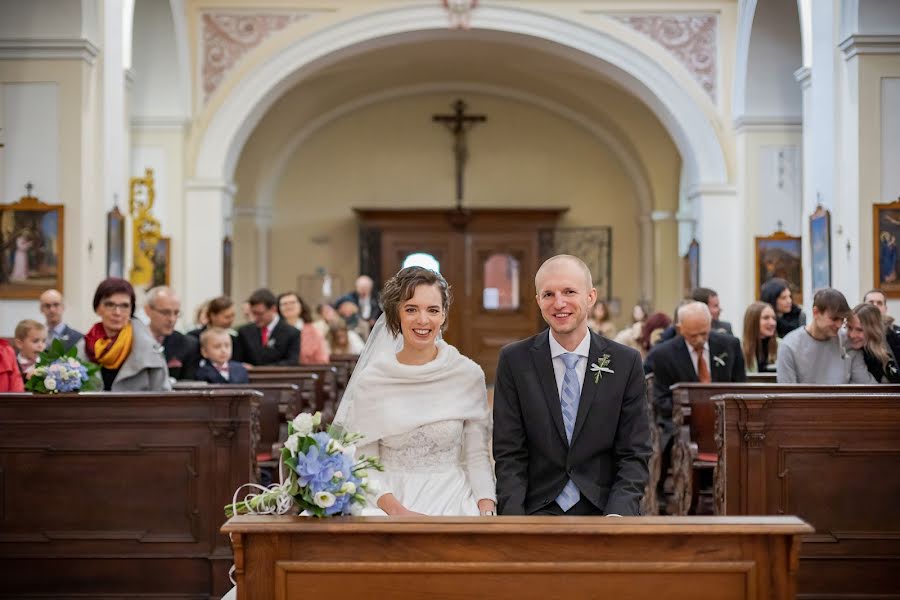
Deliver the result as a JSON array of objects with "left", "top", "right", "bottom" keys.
[
  {"left": 202, "top": 12, "right": 307, "bottom": 103},
  {"left": 614, "top": 14, "right": 717, "bottom": 101}
]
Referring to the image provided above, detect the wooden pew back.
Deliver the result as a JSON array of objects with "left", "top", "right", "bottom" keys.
[
  {"left": 716, "top": 392, "right": 900, "bottom": 598},
  {"left": 250, "top": 366, "right": 337, "bottom": 421},
  {"left": 0, "top": 390, "right": 258, "bottom": 599}
]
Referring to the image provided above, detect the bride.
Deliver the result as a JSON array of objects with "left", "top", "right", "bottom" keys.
[{"left": 334, "top": 266, "right": 496, "bottom": 516}]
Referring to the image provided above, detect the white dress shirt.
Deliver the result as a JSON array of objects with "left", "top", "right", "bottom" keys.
[{"left": 548, "top": 330, "right": 591, "bottom": 397}]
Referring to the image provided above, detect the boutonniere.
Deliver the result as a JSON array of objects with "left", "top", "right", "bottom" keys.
[
  {"left": 889, "top": 362, "right": 898, "bottom": 376},
  {"left": 266, "top": 337, "right": 276, "bottom": 349},
  {"left": 60, "top": 334, "right": 69, "bottom": 341},
  {"left": 590, "top": 354, "right": 614, "bottom": 383},
  {"left": 713, "top": 352, "right": 727, "bottom": 367}
]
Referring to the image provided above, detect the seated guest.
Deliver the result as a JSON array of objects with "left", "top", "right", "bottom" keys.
[
  {"left": 742, "top": 301, "right": 779, "bottom": 373},
  {"left": 144, "top": 286, "right": 200, "bottom": 381},
  {"left": 613, "top": 301, "right": 649, "bottom": 351},
  {"left": 312, "top": 303, "right": 338, "bottom": 348},
  {"left": 336, "top": 299, "right": 371, "bottom": 341},
  {"left": 334, "top": 275, "right": 382, "bottom": 328},
  {"left": 39, "top": 289, "right": 83, "bottom": 351},
  {"left": 691, "top": 287, "right": 733, "bottom": 335},
  {"left": 328, "top": 322, "right": 365, "bottom": 355},
  {"left": 760, "top": 278, "right": 806, "bottom": 338},
  {"left": 587, "top": 300, "right": 616, "bottom": 338},
  {"left": 233, "top": 288, "right": 300, "bottom": 366},
  {"left": 0, "top": 339, "right": 24, "bottom": 392},
  {"left": 638, "top": 312, "right": 672, "bottom": 357},
  {"left": 643, "top": 302, "right": 745, "bottom": 505},
  {"left": 847, "top": 303, "right": 900, "bottom": 383},
  {"left": 776, "top": 288, "right": 874, "bottom": 384},
  {"left": 863, "top": 288, "right": 900, "bottom": 363},
  {"left": 83, "top": 278, "right": 171, "bottom": 391},
  {"left": 13, "top": 319, "right": 47, "bottom": 383},
  {"left": 194, "top": 327, "right": 249, "bottom": 384},
  {"left": 188, "top": 295, "right": 237, "bottom": 339},
  {"left": 277, "top": 292, "right": 329, "bottom": 365}
]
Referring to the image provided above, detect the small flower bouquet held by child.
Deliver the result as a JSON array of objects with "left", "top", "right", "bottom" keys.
[
  {"left": 25, "top": 339, "right": 101, "bottom": 394},
  {"left": 225, "top": 411, "right": 383, "bottom": 518}
]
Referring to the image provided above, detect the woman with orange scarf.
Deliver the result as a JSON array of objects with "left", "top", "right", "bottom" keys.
[{"left": 83, "top": 278, "right": 170, "bottom": 391}]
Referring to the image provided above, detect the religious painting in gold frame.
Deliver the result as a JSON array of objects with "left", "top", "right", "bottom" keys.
[
  {"left": 872, "top": 198, "right": 900, "bottom": 297},
  {"left": 0, "top": 191, "right": 64, "bottom": 299},
  {"left": 150, "top": 237, "right": 170, "bottom": 289},
  {"left": 755, "top": 230, "right": 802, "bottom": 306}
]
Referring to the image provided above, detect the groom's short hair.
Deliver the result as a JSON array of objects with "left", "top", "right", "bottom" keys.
[
  {"left": 534, "top": 254, "right": 593, "bottom": 291},
  {"left": 381, "top": 266, "right": 452, "bottom": 336}
]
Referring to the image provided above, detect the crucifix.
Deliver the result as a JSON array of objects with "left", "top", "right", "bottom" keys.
[{"left": 432, "top": 99, "right": 486, "bottom": 209}]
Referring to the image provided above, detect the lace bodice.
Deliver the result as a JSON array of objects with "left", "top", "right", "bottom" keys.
[{"left": 379, "top": 420, "right": 463, "bottom": 471}]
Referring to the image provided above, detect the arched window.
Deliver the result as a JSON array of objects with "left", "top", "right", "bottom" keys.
[{"left": 483, "top": 253, "right": 520, "bottom": 310}]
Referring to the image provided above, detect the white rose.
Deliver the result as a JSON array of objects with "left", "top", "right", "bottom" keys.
[
  {"left": 44, "top": 377, "right": 57, "bottom": 391},
  {"left": 340, "top": 482, "right": 356, "bottom": 495},
  {"left": 313, "top": 491, "right": 336, "bottom": 508},
  {"left": 291, "top": 413, "right": 315, "bottom": 436},
  {"left": 349, "top": 502, "right": 364, "bottom": 516},
  {"left": 284, "top": 435, "right": 300, "bottom": 456},
  {"left": 327, "top": 439, "right": 344, "bottom": 454},
  {"left": 365, "top": 478, "right": 379, "bottom": 494}
]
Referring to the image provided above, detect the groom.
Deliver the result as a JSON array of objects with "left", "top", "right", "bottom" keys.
[{"left": 493, "top": 255, "right": 650, "bottom": 516}]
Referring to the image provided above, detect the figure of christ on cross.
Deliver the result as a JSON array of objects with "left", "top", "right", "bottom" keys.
[{"left": 432, "top": 99, "right": 486, "bottom": 209}]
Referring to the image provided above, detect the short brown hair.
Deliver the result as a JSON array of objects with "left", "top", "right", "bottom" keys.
[
  {"left": 812, "top": 288, "right": 851, "bottom": 317},
  {"left": 199, "top": 326, "right": 231, "bottom": 349},
  {"left": 15, "top": 319, "right": 45, "bottom": 340},
  {"left": 381, "top": 267, "right": 451, "bottom": 336},
  {"left": 207, "top": 295, "right": 234, "bottom": 316},
  {"left": 93, "top": 277, "right": 136, "bottom": 317}
]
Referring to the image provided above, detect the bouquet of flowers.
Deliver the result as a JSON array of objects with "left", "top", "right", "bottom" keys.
[
  {"left": 25, "top": 339, "right": 101, "bottom": 394},
  {"left": 225, "top": 411, "right": 383, "bottom": 518}
]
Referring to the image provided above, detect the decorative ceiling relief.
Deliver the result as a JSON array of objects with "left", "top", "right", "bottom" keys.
[
  {"left": 202, "top": 12, "right": 307, "bottom": 103},
  {"left": 614, "top": 14, "right": 717, "bottom": 101}
]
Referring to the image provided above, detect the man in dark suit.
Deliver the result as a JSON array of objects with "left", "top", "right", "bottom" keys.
[
  {"left": 644, "top": 301, "right": 745, "bottom": 506},
  {"left": 493, "top": 255, "right": 651, "bottom": 516},
  {"left": 39, "top": 289, "right": 83, "bottom": 352},
  {"left": 335, "top": 275, "right": 382, "bottom": 328},
  {"left": 144, "top": 286, "right": 200, "bottom": 380},
  {"left": 233, "top": 288, "right": 300, "bottom": 366}
]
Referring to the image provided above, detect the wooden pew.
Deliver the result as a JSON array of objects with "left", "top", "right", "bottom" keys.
[
  {"left": 714, "top": 392, "right": 900, "bottom": 598},
  {"left": 746, "top": 372, "right": 776, "bottom": 383},
  {"left": 0, "top": 390, "right": 258, "bottom": 599},
  {"left": 223, "top": 515, "right": 812, "bottom": 599},
  {"left": 640, "top": 373, "right": 661, "bottom": 515},
  {"left": 174, "top": 381, "right": 303, "bottom": 473},
  {"left": 671, "top": 383, "right": 900, "bottom": 514},
  {"left": 249, "top": 366, "right": 338, "bottom": 421},
  {"left": 328, "top": 353, "right": 360, "bottom": 395}
]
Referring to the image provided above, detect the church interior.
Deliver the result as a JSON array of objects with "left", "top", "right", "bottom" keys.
[{"left": 1, "top": 0, "right": 899, "bottom": 598}]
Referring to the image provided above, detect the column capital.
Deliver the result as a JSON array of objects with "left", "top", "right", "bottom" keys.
[
  {"left": 839, "top": 34, "right": 900, "bottom": 59},
  {"left": 793, "top": 66, "right": 812, "bottom": 89}
]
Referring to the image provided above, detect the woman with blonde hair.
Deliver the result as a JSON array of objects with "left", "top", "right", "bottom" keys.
[
  {"left": 849, "top": 303, "right": 900, "bottom": 383},
  {"left": 742, "top": 301, "right": 779, "bottom": 373}
]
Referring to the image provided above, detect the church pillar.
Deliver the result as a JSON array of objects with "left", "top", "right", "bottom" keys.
[
  {"left": 232, "top": 205, "right": 273, "bottom": 304},
  {"left": 183, "top": 179, "right": 234, "bottom": 316},
  {"left": 638, "top": 214, "right": 654, "bottom": 305},
  {"left": 688, "top": 185, "right": 743, "bottom": 327},
  {"left": 648, "top": 211, "right": 678, "bottom": 315},
  {"left": 837, "top": 35, "right": 900, "bottom": 309}
]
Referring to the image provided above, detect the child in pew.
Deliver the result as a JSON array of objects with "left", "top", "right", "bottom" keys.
[
  {"left": 194, "top": 327, "right": 249, "bottom": 384},
  {"left": 13, "top": 319, "right": 47, "bottom": 383}
]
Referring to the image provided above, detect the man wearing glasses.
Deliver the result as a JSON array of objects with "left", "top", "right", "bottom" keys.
[
  {"left": 39, "top": 289, "right": 83, "bottom": 352},
  {"left": 144, "top": 286, "right": 200, "bottom": 380}
]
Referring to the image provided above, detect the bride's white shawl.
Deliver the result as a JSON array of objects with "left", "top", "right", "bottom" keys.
[{"left": 336, "top": 340, "right": 488, "bottom": 446}]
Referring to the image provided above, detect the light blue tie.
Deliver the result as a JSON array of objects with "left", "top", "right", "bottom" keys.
[{"left": 556, "top": 352, "right": 581, "bottom": 512}]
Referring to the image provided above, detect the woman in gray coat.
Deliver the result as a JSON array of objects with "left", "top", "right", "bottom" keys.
[{"left": 82, "top": 278, "right": 170, "bottom": 392}]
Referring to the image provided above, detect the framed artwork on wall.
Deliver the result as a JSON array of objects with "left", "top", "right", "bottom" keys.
[
  {"left": 682, "top": 238, "right": 699, "bottom": 295},
  {"left": 0, "top": 189, "right": 64, "bottom": 299},
  {"left": 755, "top": 230, "right": 802, "bottom": 305},
  {"left": 809, "top": 206, "right": 831, "bottom": 292},
  {"left": 873, "top": 198, "right": 900, "bottom": 297},
  {"left": 150, "top": 237, "right": 170, "bottom": 289},
  {"left": 107, "top": 206, "right": 125, "bottom": 278}
]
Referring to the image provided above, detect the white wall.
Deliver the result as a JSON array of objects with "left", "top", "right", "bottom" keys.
[
  {"left": 858, "top": 0, "right": 900, "bottom": 34},
  {"left": 131, "top": 0, "right": 187, "bottom": 119},
  {"left": 0, "top": 0, "right": 85, "bottom": 39},
  {"left": 744, "top": 0, "right": 803, "bottom": 118},
  {"left": 0, "top": 82, "right": 60, "bottom": 334}
]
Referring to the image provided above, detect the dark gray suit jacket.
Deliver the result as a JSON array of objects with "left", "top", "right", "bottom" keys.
[{"left": 493, "top": 329, "right": 651, "bottom": 516}]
